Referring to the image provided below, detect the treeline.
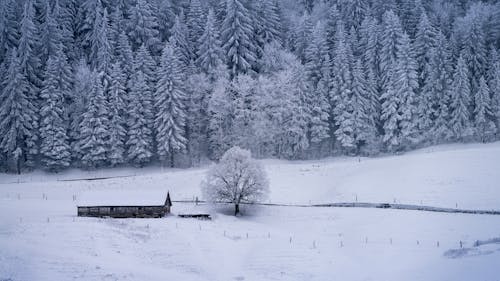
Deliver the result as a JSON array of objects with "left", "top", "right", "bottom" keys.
[{"left": 0, "top": 0, "right": 500, "bottom": 173}]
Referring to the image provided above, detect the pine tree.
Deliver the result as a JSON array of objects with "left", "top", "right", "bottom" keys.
[
  {"left": 339, "top": 0, "right": 367, "bottom": 30},
  {"left": 351, "top": 59, "right": 377, "bottom": 153},
  {"left": 305, "top": 22, "right": 328, "bottom": 87},
  {"left": 474, "top": 76, "right": 496, "bottom": 142},
  {"left": 196, "top": 9, "right": 224, "bottom": 79},
  {"left": 115, "top": 32, "right": 134, "bottom": 78},
  {"left": 187, "top": 0, "right": 205, "bottom": 56},
  {"left": 39, "top": 54, "right": 71, "bottom": 172},
  {"left": 379, "top": 10, "right": 403, "bottom": 94},
  {"left": 296, "top": 12, "right": 313, "bottom": 62},
  {"left": 127, "top": 0, "right": 160, "bottom": 53},
  {"left": 78, "top": 73, "right": 109, "bottom": 169},
  {"left": 325, "top": 4, "right": 340, "bottom": 55},
  {"left": 381, "top": 33, "right": 419, "bottom": 151},
  {"left": 309, "top": 58, "right": 331, "bottom": 145},
  {"left": 331, "top": 22, "right": 355, "bottom": 151},
  {"left": 488, "top": 49, "right": 500, "bottom": 131},
  {"left": 154, "top": 43, "right": 188, "bottom": 167},
  {"left": 0, "top": 50, "right": 38, "bottom": 174},
  {"left": 400, "top": 0, "right": 423, "bottom": 37},
  {"left": 130, "top": 45, "right": 156, "bottom": 132},
  {"left": 221, "top": 0, "right": 257, "bottom": 76},
  {"left": 78, "top": 0, "right": 103, "bottom": 56},
  {"left": 40, "top": 1, "right": 62, "bottom": 62},
  {"left": 449, "top": 54, "right": 473, "bottom": 141},
  {"left": 463, "top": 19, "right": 487, "bottom": 93},
  {"left": 107, "top": 61, "right": 127, "bottom": 166},
  {"left": 70, "top": 59, "right": 92, "bottom": 160},
  {"left": 427, "top": 33, "right": 454, "bottom": 143},
  {"left": 126, "top": 71, "right": 153, "bottom": 167},
  {"left": 259, "top": 0, "right": 283, "bottom": 45},
  {"left": 359, "top": 16, "right": 379, "bottom": 78},
  {"left": 90, "top": 7, "right": 111, "bottom": 73},
  {"left": 17, "top": 0, "right": 42, "bottom": 168},
  {"left": 0, "top": 0, "right": 19, "bottom": 62},
  {"left": 414, "top": 12, "right": 438, "bottom": 89},
  {"left": 170, "top": 15, "right": 193, "bottom": 70}
]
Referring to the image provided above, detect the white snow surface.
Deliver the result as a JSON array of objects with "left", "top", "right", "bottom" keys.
[{"left": 1, "top": 142, "right": 500, "bottom": 280}]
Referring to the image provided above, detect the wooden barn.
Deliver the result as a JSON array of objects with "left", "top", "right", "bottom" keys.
[{"left": 77, "top": 193, "right": 172, "bottom": 218}]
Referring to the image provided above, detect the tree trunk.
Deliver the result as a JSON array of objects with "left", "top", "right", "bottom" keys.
[{"left": 234, "top": 203, "right": 240, "bottom": 216}]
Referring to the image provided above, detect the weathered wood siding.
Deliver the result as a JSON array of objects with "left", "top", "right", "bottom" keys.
[{"left": 77, "top": 205, "right": 170, "bottom": 218}]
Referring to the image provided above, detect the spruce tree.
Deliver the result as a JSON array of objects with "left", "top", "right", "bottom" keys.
[
  {"left": 187, "top": 0, "right": 205, "bottom": 56},
  {"left": 381, "top": 33, "right": 419, "bottom": 151},
  {"left": 474, "top": 76, "right": 496, "bottom": 142},
  {"left": 126, "top": 71, "right": 153, "bottom": 167},
  {"left": 351, "top": 59, "right": 377, "bottom": 153},
  {"left": 39, "top": 54, "right": 71, "bottom": 172},
  {"left": 331, "top": 22, "right": 355, "bottom": 151},
  {"left": 379, "top": 10, "right": 404, "bottom": 94},
  {"left": 170, "top": 15, "right": 193, "bottom": 70},
  {"left": 127, "top": 0, "right": 160, "bottom": 53},
  {"left": 449, "top": 54, "right": 473, "bottom": 141},
  {"left": 221, "top": 0, "right": 257, "bottom": 76},
  {"left": 78, "top": 73, "right": 109, "bottom": 169},
  {"left": 154, "top": 43, "right": 188, "bottom": 167},
  {"left": 107, "top": 62, "right": 127, "bottom": 166},
  {"left": 0, "top": 50, "right": 38, "bottom": 174},
  {"left": 196, "top": 9, "right": 224, "bottom": 79}
]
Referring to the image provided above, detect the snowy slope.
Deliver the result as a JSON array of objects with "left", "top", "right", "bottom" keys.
[{"left": 1, "top": 142, "right": 500, "bottom": 280}]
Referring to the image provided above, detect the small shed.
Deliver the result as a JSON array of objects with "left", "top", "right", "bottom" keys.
[{"left": 77, "top": 192, "right": 172, "bottom": 218}]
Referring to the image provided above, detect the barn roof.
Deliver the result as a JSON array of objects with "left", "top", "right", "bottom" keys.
[{"left": 78, "top": 190, "right": 171, "bottom": 206}]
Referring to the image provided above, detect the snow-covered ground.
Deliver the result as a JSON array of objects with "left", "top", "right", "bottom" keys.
[{"left": 1, "top": 142, "right": 500, "bottom": 280}]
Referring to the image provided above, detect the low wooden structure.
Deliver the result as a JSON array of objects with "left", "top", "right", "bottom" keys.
[
  {"left": 78, "top": 193, "right": 172, "bottom": 218},
  {"left": 178, "top": 214, "right": 211, "bottom": 220}
]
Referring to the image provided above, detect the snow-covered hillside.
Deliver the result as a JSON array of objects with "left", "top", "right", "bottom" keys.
[{"left": 1, "top": 142, "right": 500, "bottom": 281}]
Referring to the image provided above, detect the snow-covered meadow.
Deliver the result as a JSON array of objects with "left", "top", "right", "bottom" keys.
[{"left": 1, "top": 142, "right": 500, "bottom": 281}]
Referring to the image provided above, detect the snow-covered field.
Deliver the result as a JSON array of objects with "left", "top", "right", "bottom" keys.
[{"left": 1, "top": 142, "right": 500, "bottom": 280}]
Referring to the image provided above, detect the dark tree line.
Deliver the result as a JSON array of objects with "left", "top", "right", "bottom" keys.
[{"left": 1, "top": 0, "right": 500, "bottom": 173}]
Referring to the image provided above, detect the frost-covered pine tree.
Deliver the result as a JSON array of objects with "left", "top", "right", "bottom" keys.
[
  {"left": 131, "top": 44, "right": 156, "bottom": 127},
  {"left": 115, "top": 32, "right": 134, "bottom": 79},
  {"left": 488, "top": 49, "right": 500, "bottom": 130},
  {"left": 462, "top": 19, "right": 487, "bottom": 93},
  {"left": 154, "top": 43, "right": 188, "bottom": 167},
  {"left": 39, "top": 54, "right": 71, "bottom": 172},
  {"left": 221, "top": 0, "right": 257, "bottom": 76},
  {"left": 127, "top": 0, "right": 160, "bottom": 53},
  {"left": 16, "top": 0, "right": 43, "bottom": 169},
  {"left": 77, "top": 73, "right": 109, "bottom": 169},
  {"left": 0, "top": 50, "right": 38, "bottom": 174},
  {"left": 107, "top": 61, "right": 127, "bottom": 166},
  {"left": 331, "top": 22, "right": 355, "bottom": 151},
  {"left": 449, "top": 54, "right": 474, "bottom": 141},
  {"left": 414, "top": 12, "right": 438, "bottom": 89},
  {"left": 296, "top": 12, "right": 313, "bottom": 62},
  {"left": 126, "top": 70, "right": 153, "bottom": 167},
  {"left": 90, "top": 7, "right": 111, "bottom": 74},
  {"left": 170, "top": 15, "right": 194, "bottom": 70},
  {"left": 381, "top": 33, "right": 419, "bottom": 151},
  {"left": 427, "top": 32, "right": 454, "bottom": 143},
  {"left": 359, "top": 16, "right": 379, "bottom": 78},
  {"left": 39, "top": 1, "right": 62, "bottom": 62},
  {"left": 187, "top": 0, "right": 205, "bottom": 56},
  {"left": 305, "top": 22, "right": 328, "bottom": 87},
  {"left": 379, "top": 10, "right": 403, "bottom": 94},
  {"left": 309, "top": 54, "right": 331, "bottom": 146},
  {"left": 0, "top": 0, "right": 19, "bottom": 62},
  {"left": 196, "top": 9, "right": 224, "bottom": 79},
  {"left": 351, "top": 59, "right": 377, "bottom": 154},
  {"left": 258, "top": 0, "right": 283, "bottom": 45},
  {"left": 474, "top": 76, "right": 496, "bottom": 142},
  {"left": 70, "top": 59, "right": 92, "bottom": 160}
]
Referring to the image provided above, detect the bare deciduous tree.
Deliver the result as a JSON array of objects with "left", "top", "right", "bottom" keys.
[{"left": 202, "top": 146, "right": 269, "bottom": 215}]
